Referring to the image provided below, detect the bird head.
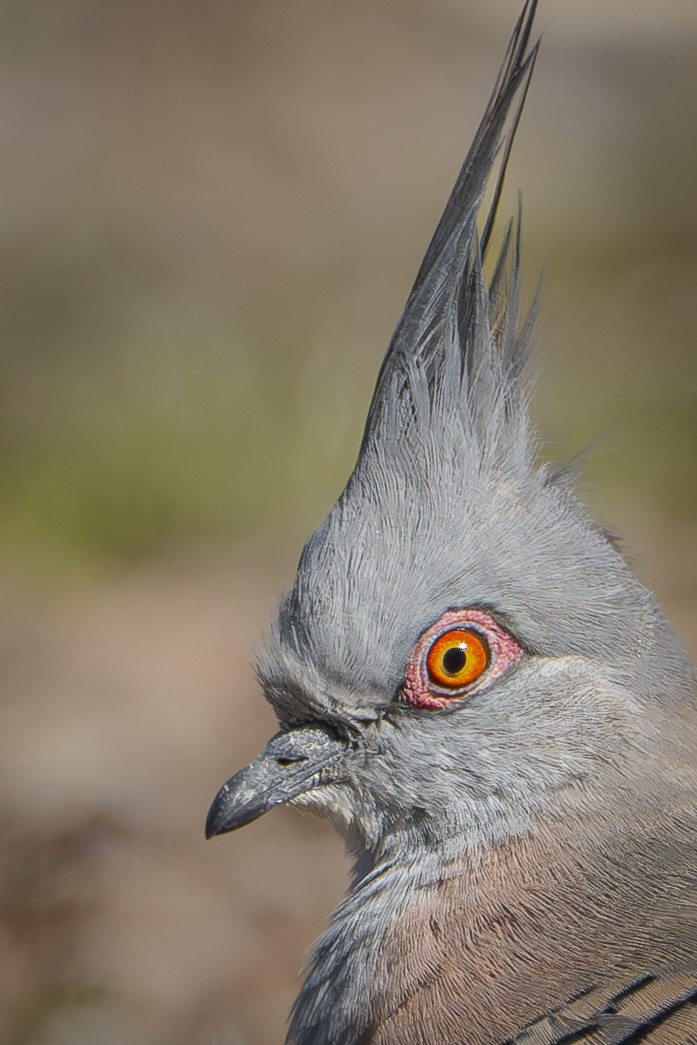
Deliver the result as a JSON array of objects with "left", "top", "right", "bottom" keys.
[{"left": 206, "top": 0, "right": 695, "bottom": 879}]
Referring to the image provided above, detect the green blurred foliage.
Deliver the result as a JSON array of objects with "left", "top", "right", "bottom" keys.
[{"left": 0, "top": 256, "right": 370, "bottom": 564}]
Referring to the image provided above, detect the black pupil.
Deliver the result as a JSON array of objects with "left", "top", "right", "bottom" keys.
[{"left": 442, "top": 645, "right": 467, "bottom": 675}]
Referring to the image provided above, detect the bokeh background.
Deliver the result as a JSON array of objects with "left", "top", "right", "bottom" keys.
[{"left": 1, "top": 1, "right": 696, "bottom": 1043}]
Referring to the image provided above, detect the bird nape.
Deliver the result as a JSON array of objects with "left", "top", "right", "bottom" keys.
[{"left": 206, "top": 2, "right": 697, "bottom": 1043}]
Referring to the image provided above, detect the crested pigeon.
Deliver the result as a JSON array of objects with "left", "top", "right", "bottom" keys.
[{"left": 206, "top": 2, "right": 697, "bottom": 1041}]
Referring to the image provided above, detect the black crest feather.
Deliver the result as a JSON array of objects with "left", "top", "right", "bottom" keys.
[{"left": 358, "top": 0, "right": 540, "bottom": 459}]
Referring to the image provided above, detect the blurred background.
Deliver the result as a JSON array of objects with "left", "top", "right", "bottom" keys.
[{"left": 0, "top": 1, "right": 695, "bottom": 1042}]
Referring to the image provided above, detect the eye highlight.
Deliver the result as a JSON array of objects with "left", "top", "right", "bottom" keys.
[
  {"left": 426, "top": 629, "right": 489, "bottom": 689},
  {"left": 400, "top": 608, "right": 524, "bottom": 711}
]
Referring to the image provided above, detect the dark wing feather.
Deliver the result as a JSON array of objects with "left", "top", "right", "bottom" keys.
[{"left": 509, "top": 968, "right": 697, "bottom": 1044}]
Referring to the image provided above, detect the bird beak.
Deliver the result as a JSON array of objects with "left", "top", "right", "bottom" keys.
[{"left": 205, "top": 726, "right": 349, "bottom": 838}]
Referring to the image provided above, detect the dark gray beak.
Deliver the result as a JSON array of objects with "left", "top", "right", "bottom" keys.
[{"left": 205, "top": 726, "right": 348, "bottom": 838}]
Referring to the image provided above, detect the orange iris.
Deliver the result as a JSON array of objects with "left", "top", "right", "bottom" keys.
[{"left": 426, "top": 628, "right": 489, "bottom": 690}]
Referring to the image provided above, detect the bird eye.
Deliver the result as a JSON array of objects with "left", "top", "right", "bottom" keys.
[
  {"left": 400, "top": 608, "right": 523, "bottom": 710},
  {"left": 426, "top": 629, "right": 489, "bottom": 689}
]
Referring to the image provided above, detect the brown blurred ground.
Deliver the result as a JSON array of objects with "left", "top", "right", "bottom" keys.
[{"left": 1, "top": 2, "right": 696, "bottom": 1043}]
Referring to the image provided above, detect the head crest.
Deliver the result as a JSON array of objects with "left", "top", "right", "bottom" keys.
[{"left": 355, "top": 0, "right": 540, "bottom": 473}]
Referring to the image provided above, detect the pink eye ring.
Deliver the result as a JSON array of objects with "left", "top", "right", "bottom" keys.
[{"left": 400, "top": 608, "right": 523, "bottom": 710}]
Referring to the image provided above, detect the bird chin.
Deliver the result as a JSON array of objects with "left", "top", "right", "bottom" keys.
[
  {"left": 290, "top": 784, "right": 387, "bottom": 875},
  {"left": 291, "top": 783, "right": 359, "bottom": 836}
]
